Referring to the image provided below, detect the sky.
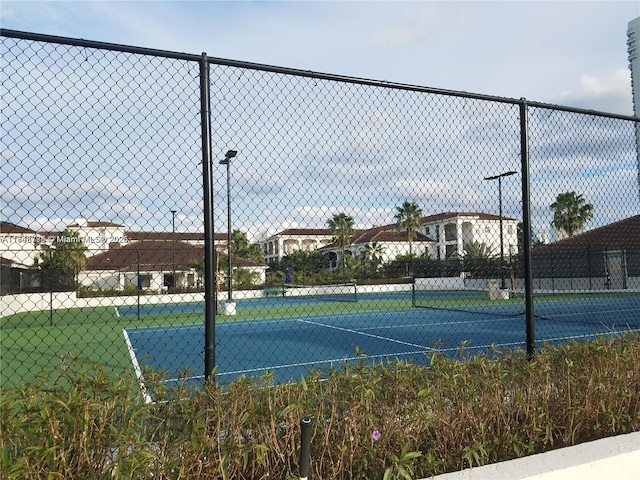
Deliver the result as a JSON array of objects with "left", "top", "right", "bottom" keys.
[
  {"left": 2, "top": 1, "right": 640, "bottom": 242},
  {"left": 2, "top": 1, "right": 638, "bottom": 114}
]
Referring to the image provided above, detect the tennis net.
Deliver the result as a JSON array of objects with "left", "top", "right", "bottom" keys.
[
  {"left": 413, "top": 283, "right": 640, "bottom": 328},
  {"left": 412, "top": 285, "right": 525, "bottom": 317},
  {"left": 284, "top": 283, "right": 358, "bottom": 303}
]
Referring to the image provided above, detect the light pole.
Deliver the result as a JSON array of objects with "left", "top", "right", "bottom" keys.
[
  {"left": 219, "top": 150, "right": 237, "bottom": 307},
  {"left": 484, "top": 171, "right": 517, "bottom": 289},
  {"left": 171, "top": 209, "right": 176, "bottom": 290}
]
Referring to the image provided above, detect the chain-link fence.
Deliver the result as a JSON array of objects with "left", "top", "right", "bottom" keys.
[{"left": 2, "top": 29, "right": 639, "bottom": 390}]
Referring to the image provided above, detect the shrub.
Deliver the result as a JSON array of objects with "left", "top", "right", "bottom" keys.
[{"left": 2, "top": 335, "right": 639, "bottom": 479}]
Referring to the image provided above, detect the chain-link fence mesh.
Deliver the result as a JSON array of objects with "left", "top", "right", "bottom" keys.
[{"left": 2, "top": 31, "right": 639, "bottom": 390}]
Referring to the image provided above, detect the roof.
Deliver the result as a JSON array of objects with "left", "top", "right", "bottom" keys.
[
  {"left": 267, "top": 212, "right": 519, "bottom": 240},
  {"left": 67, "top": 221, "right": 125, "bottom": 228},
  {"left": 0, "top": 221, "right": 40, "bottom": 235},
  {"left": 86, "top": 240, "right": 265, "bottom": 272},
  {"left": 272, "top": 228, "right": 332, "bottom": 237},
  {"left": 352, "top": 229, "right": 434, "bottom": 244},
  {"left": 532, "top": 215, "right": 640, "bottom": 253},
  {"left": 420, "top": 212, "right": 519, "bottom": 223},
  {"left": 363, "top": 212, "right": 518, "bottom": 232},
  {"left": 126, "top": 231, "right": 228, "bottom": 242}
]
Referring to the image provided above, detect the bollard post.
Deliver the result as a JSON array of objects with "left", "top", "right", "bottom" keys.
[{"left": 299, "top": 416, "right": 313, "bottom": 480}]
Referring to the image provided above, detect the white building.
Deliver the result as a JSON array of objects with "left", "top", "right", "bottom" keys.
[
  {"left": 629, "top": 17, "right": 640, "bottom": 109},
  {"left": 81, "top": 239, "right": 267, "bottom": 291},
  {"left": 260, "top": 211, "right": 520, "bottom": 266},
  {"left": 628, "top": 16, "right": 640, "bottom": 200},
  {"left": 420, "top": 212, "right": 519, "bottom": 260},
  {"left": 0, "top": 221, "right": 45, "bottom": 267},
  {"left": 261, "top": 228, "right": 333, "bottom": 264},
  {"left": 2, "top": 218, "right": 265, "bottom": 292},
  {"left": 328, "top": 227, "right": 434, "bottom": 270},
  {"left": 65, "top": 218, "right": 128, "bottom": 256}
]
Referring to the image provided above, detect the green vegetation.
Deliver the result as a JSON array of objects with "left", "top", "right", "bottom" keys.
[
  {"left": 395, "top": 200, "right": 423, "bottom": 258},
  {"left": 327, "top": 212, "right": 355, "bottom": 279},
  {"left": 550, "top": 191, "right": 594, "bottom": 238},
  {"left": 2, "top": 334, "right": 639, "bottom": 479},
  {"left": 37, "top": 229, "right": 88, "bottom": 272},
  {"left": 364, "top": 241, "right": 385, "bottom": 277}
]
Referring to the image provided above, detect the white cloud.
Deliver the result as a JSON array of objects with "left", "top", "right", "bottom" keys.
[
  {"left": 371, "top": 5, "right": 441, "bottom": 49},
  {"left": 2, "top": 1, "right": 639, "bottom": 236},
  {"left": 545, "top": 68, "right": 633, "bottom": 115}
]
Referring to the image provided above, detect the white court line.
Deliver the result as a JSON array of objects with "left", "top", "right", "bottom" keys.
[
  {"left": 167, "top": 348, "right": 434, "bottom": 383},
  {"left": 542, "top": 307, "right": 640, "bottom": 319},
  {"left": 296, "top": 317, "right": 436, "bottom": 351},
  {"left": 359, "top": 316, "right": 516, "bottom": 331},
  {"left": 122, "top": 328, "right": 153, "bottom": 404}
]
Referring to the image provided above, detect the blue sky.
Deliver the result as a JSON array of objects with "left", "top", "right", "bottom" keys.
[
  {"left": 2, "top": 1, "right": 637, "bottom": 114},
  {"left": 2, "top": 1, "right": 640, "bottom": 240}
]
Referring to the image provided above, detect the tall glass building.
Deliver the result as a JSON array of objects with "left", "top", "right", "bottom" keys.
[{"left": 628, "top": 16, "right": 640, "bottom": 200}]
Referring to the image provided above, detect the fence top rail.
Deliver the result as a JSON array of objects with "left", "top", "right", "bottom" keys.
[{"left": 2, "top": 27, "right": 639, "bottom": 122}]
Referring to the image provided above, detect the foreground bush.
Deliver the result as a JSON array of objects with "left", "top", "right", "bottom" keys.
[{"left": 2, "top": 334, "right": 639, "bottom": 479}]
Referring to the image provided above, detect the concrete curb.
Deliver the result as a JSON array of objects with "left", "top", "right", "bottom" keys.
[{"left": 425, "top": 431, "right": 640, "bottom": 480}]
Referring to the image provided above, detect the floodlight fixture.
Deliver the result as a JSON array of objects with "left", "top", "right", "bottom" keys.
[
  {"left": 483, "top": 171, "right": 517, "bottom": 181},
  {"left": 220, "top": 150, "right": 237, "bottom": 164}
]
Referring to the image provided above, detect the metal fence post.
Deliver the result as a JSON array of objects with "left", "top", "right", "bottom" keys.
[
  {"left": 519, "top": 98, "right": 535, "bottom": 358},
  {"left": 200, "top": 53, "right": 216, "bottom": 382},
  {"left": 299, "top": 416, "right": 313, "bottom": 480}
]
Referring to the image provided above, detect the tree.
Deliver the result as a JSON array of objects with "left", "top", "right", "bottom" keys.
[
  {"left": 188, "top": 258, "right": 204, "bottom": 289},
  {"left": 39, "top": 229, "right": 88, "bottom": 273},
  {"left": 230, "top": 229, "right": 264, "bottom": 263},
  {"left": 363, "top": 241, "right": 385, "bottom": 275},
  {"left": 463, "top": 241, "right": 494, "bottom": 259},
  {"left": 277, "top": 250, "right": 326, "bottom": 274},
  {"left": 463, "top": 241, "right": 499, "bottom": 278},
  {"left": 38, "top": 229, "right": 88, "bottom": 290},
  {"left": 550, "top": 192, "right": 594, "bottom": 238},
  {"left": 233, "top": 268, "right": 259, "bottom": 288},
  {"left": 394, "top": 201, "right": 423, "bottom": 257},
  {"left": 327, "top": 213, "right": 355, "bottom": 279}
]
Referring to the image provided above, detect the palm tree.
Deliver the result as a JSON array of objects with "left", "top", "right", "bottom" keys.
[
  {"left": 38, "top": 229, "right": 88, "bottom": 272},
  {"left": 463, "top": 241, "right": 496, "bottom": 278},
  {"left": 550, "top": 192, "right": 594, "bottom": 238},
  {"left": 327, "top": 213, "right": 354, "bottom": 279},
  {"left": 230, "top": 229, "right": 264, "bottom": 262},
  {"left": 394, "top": 201, "right": 423, "bottom": 257},
  {"left": 364, "top": 241, "right": 385, "bottom": 275},
  {"left": 38, "top": 229, "right": 88, "bottom": 290},
  {"left": 463, "top": 241, "right": 494, "bottom": 259}
]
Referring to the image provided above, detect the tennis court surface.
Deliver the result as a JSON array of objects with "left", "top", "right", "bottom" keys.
[{"left": 123, "top": 289, "right": 640, "bottom": 390}]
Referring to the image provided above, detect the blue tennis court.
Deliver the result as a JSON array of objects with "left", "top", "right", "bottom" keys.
[{"left": 123, "top": 291, "right": 640, "bottom": 391}]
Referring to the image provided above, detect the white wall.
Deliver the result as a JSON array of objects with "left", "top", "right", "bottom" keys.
[
  {"left": 0, "top": 291, "right": 207, "bottom": 317},
  {"left": 427, "top": 431, "right": 640, "bottom": 480}
]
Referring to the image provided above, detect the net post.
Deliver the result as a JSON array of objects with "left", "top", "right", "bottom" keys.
[
  {"left": 412, "top": 282, "right": 415, "bottom": 307},
  {"left": 299, "top": 416, "right": 313, "bottom": 480},
  {"left": 411, "top": 277, "right": 416, "bottom": 307}
]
